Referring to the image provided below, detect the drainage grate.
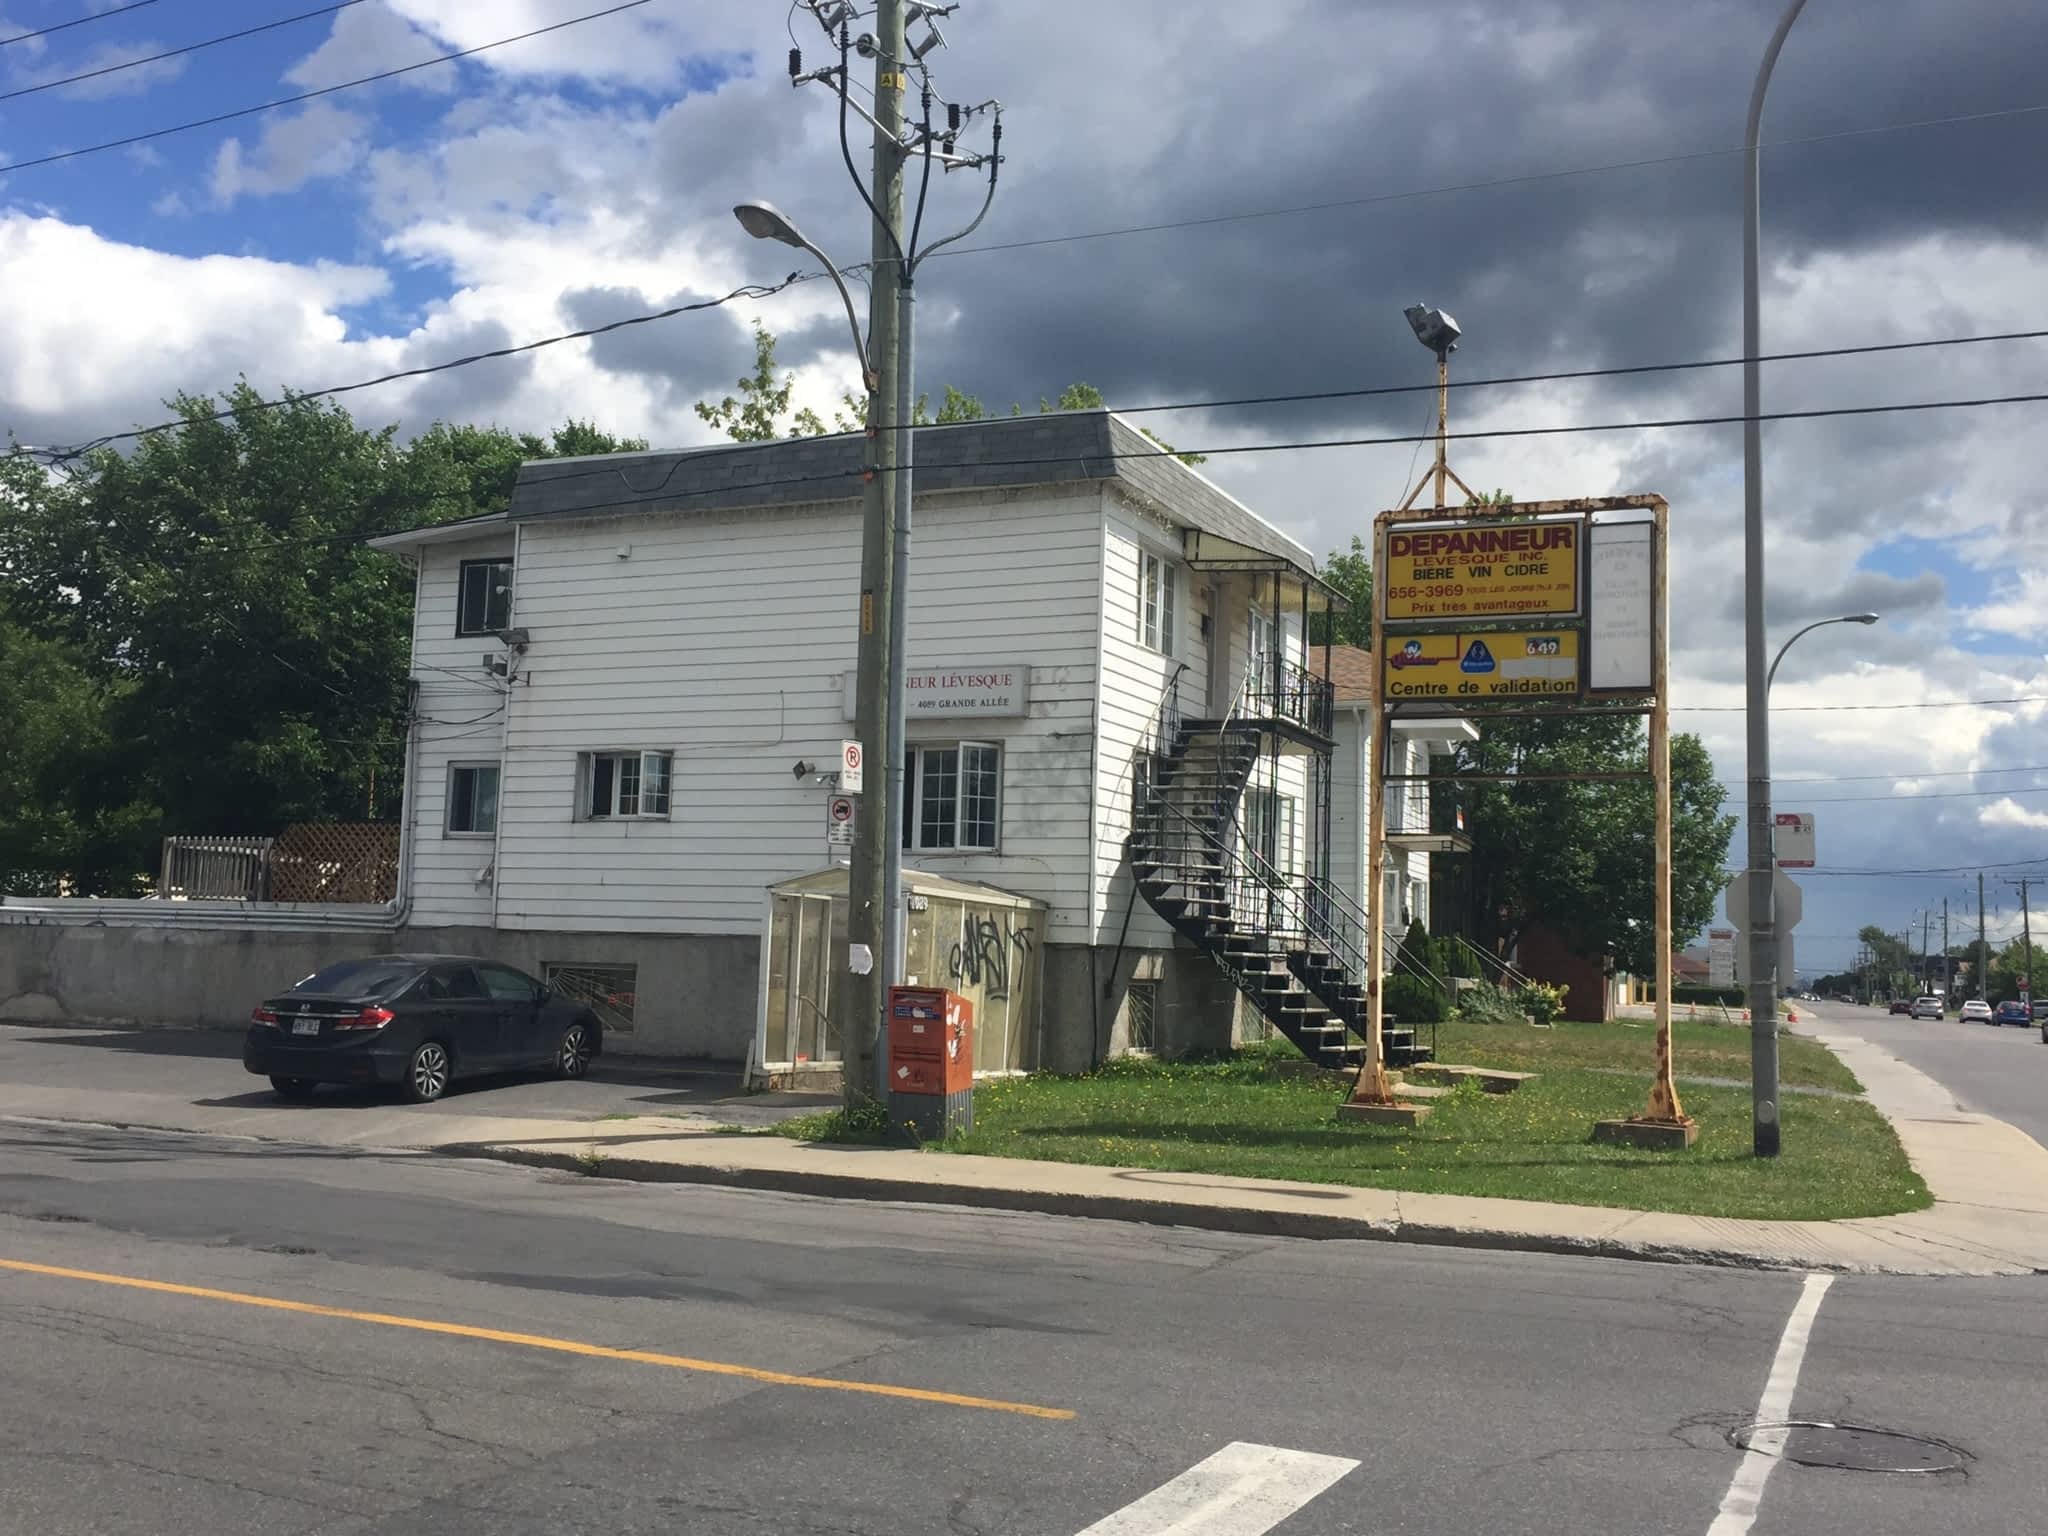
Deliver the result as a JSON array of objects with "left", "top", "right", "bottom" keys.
[{"left": 1731, "top": 1421, "right": 1969, "bottom": 1474}]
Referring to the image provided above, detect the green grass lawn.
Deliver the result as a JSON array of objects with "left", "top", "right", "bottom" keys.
[
  {"left": 1427, "top": 1016, "right": 1862, "bottom": 1094},
  {"left": 936, "top": 1056, "right": 1924, "bottom": 1220},
  {"left": 780, "top": 1036, "right": 1924, "bottom": 1220}
]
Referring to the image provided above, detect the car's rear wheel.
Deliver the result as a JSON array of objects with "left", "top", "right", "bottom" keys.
[
  {"left": 403, "top": 1040, "right": 452, "bottom": 1104},
  {"left": 269, "top": 1076, "right": 318, "bottom": 1101},
  {"left": 553, "top": 1019, "right": 595, "bottom": 1080}
]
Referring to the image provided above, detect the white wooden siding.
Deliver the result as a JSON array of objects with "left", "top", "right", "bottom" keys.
[
  {"left": 472, "top": 487, "right": 1101, "bottom": 937},
  {"left": 407, "top": 537, "right": 514, "bottom": 926}
]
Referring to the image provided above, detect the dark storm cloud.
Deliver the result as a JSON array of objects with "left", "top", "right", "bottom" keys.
[
  {"left": 886, "top": 0, "right": 2048, "bottom": 447},
  {"left": 557, "top": 284, "right": 749, "bottom": 403}
]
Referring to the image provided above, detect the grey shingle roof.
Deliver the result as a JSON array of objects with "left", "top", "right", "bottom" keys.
[{"left": 504, "top": 409, "right": 1315, "bottom": 571}]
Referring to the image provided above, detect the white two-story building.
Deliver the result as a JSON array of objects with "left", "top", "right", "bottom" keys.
[{"left": 364, "top": 410, "right": 1410, "bottom": 1071}]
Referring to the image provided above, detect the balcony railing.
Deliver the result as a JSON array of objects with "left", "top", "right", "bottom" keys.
[{"left": 1244, "top": 655, "right": 1334, "bottom": 739}]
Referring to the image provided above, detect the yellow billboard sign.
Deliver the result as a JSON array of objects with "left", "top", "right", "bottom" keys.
[
  {"left": 1383, "top": 630, "right": 1581, "bottom": 701},
  {"left": 1385, "top": 519, "right": 1581, "bottom": 621}
]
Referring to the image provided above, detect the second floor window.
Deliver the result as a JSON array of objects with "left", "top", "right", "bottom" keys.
[
  {"left": 582, "top": 751, "right": 672, "bottom": 820},
  {"left": 903, "top": 742, "right": 1000, "bottom": 851},
  {"left": 457, "top": 557, "right": 514, "bottom": 637},
  {"left": 1139, "top": 550, "right": 1176, "bottom": 654}
]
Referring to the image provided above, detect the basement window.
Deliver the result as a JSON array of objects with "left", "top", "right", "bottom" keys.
[
  {"left": 544, "top": 962, "right": 637, "bottom": 1034},
  {"left": 1126, "top": 980, "right": 1158, "bottom": 1053}
]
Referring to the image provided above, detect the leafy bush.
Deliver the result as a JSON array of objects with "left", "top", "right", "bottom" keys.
[
  {"left": 1453, "top": 981, "right": 1519, "bottom": 1024},
  {"left": 1383, "top": 973, "right": 1448, "bottom": 1024},
  {"left": 1514, "top": 980, "right": 1570, "bottom": 1025},
  {"left": 1669, "top": 984, "right": 1744, "bottom": 1007}
]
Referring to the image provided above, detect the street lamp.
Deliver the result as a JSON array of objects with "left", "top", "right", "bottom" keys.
[
  {"left": 733, "top": 201, "right": 876, "bottom": 389},
  {"left": 1766, "top": 613, "right": 1880, "bottom": 691},
  {"left": 1740, "top": 0, "right": 1811, "bottom": 1160}
]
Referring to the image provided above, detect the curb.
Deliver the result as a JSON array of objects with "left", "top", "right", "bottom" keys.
[{"left": 438, "top": 1142, "right": 1898, "bottom": 1276}]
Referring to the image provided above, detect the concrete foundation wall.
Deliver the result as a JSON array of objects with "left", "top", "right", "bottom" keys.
[
  {"left": 0, "top": 922, "right": 1245, "bottom": 1069},
  {"left": 0, "top": 920, "right": 758, "bottom": 1060}
]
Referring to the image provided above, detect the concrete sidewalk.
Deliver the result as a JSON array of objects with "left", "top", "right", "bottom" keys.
[{"left": 426, "top": 1026, "right": 2048, "bottom": 1278}]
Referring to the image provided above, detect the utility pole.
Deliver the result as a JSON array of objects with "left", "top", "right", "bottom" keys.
[
  {"left": 1921, "top": 910, "right": 1931, "bottom": 992},
  {"left": 1978, "top": 871, "right": 1989, "bottom": 1002},
  {"left": 1942, "top": 898, "right": 1950, "bottom": 1000},
  {"left": 782, "top": 2, "right": 1005, "bottom": 1108},
  {"left": 2023, "top": 879, "right": 2035, "bottom": 1011}
]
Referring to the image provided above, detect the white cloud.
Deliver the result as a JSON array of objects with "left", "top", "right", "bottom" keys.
[
  {"left": 1980, "top": 798, "right": 2048, "bottom": 831},
  {"left": 1961, "top": 568, "right": 2048, "bottom": 641},
  {"left": 211, "top": 103, "right": 373, "bottom": 206},
  {"left": 284, "top": 0, "right": 456, "bottom": 95}
]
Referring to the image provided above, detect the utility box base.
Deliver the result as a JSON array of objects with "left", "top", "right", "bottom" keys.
[
  {"left": 890, "top": 1088, "right": 973, "bottom": 1141},
  {"left": 1591, "top": 1116, "right": 1698, "bottom": 1150}
]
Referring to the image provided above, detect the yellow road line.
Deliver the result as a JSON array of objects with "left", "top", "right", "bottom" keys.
[{"left": 0, "top": 1256, "right": 1075, "bottom": 1421}]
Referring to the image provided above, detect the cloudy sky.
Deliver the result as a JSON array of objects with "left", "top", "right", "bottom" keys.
[{"left": 3, "top": 0, "right": 2045, "bottom": 973}]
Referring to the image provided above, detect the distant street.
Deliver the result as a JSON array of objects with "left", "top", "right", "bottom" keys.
[
  {"left": 0, "top": 1054, "right": 2045, "bottom": 1530},
  {"left": 1796, "top": 998, "right": 2048, "bottom": 1150}
]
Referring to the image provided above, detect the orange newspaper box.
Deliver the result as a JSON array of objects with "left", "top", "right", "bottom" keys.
[
  {"left": 886, "top": 986, "right": 974, "bottom": 1137},
  {"left": 886, "top": 986, "right": 972, "bottom": 1094}
]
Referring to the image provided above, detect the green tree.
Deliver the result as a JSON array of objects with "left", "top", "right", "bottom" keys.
[
  {"left": 1445, "top": 714, "right": 1735, "bottom": 977},
  {"left": 1309, "top": 535, "right": 1371, "bottom": 647},
  {"left": 1988, "top": 937, "right": 2048, "bottom": 1005},
  {"left": 0, "top": 394, "right": 645, "bottom": 888},
  {"left": 1857, "top": 925, "right": 1914, "bottom": 994}
]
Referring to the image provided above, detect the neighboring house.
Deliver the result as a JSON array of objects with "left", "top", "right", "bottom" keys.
[{"left": 1314, "top": 644, "right": 1474, "bottom": 949}]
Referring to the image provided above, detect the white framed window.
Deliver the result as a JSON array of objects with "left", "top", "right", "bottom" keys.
[
  {"left": 1139, "top": 550, "right": 1177, "bottom": 654},
  {"left": 581, "top": 751, "right": 672, "bottom": 820},
  {"left": 445, "top": 762, "right": 499, "bottom": 836},
  {"left": 457, "top": 557, "right": 514, "bottom": 637},
  {"left": 1249, "top": 605, "right": 1278, "bottom": 679},
  {"left": 902, "top": 742, "right": 1000, "bottom": 851}
]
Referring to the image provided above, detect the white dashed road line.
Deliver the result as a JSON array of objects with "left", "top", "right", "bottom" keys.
[
  {"left": 1707, "top": 1272, "right": 1836, "bottom": 1536},
  {"left": 1077, "top": 1441, "right": 1360, "bottom": 1535}
]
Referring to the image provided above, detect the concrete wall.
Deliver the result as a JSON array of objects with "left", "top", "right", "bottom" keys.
[{"left": 0, "top": 920, "right": 759, "bottom": 1060}]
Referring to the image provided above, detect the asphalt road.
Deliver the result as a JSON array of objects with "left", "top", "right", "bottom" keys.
[
  {"left": 4, "top": 1115, "right": 2048, "bottom": 1534},
  {"left": 1795, "top": 997, "right": 2048, "bottom": 1149}
]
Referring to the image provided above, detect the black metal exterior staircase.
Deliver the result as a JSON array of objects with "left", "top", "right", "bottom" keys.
[{"left": 1132, "top": 715, "right": 1435, "bottom": 1071}]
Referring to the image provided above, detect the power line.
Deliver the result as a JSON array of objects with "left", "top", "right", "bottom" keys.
[
  {"left": 1681, "top": 694, "right": 2048, "bottom": 713},
  {"left": 1729, "top": 858, "right": 2048, "bottom": 878},
  {"left": 13, "top": 274, "right": 807, "bottom": 463},
  {"left": 898, "top": 99, "right": 2048, "bottom": 270},
  {"left": 1721, "top": 762, "right": 2048, "bottom": 785},
  {"left": 1, "top": 0, "right": 161, "bottom": 49},
  {"left": 0, "top": 0, "right": 655, "bottom": 174},
  {"left": 1786, "top": 784, "right": 2048, "bottom": 805},
  {"left": 0, "top": 1, "right": 364, "bottom": 104},
  {"left": 1095, "top": 328, "right": 2048, "bottom": 424}
]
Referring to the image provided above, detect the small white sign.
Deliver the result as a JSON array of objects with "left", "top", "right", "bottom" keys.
[
  {"left": 1773, "top": 811, "right": 1816, "bottom": 868},
  {"left": 827, "top": 793, "right": 857, "bottom": 846},
  {"left": 1708, "top": 928, "right": 1737, "bottom": 988},
  {"left": 848, "top": 942, "right": 873, "bottom": 976},
  {"left": 839, "top": 739, "right": 864, "bottom": 795},
  {"left": 1587, "top": 519, "right": 1655, "bottom": 694}
]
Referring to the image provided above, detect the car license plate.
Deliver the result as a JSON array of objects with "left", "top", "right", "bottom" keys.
[{"left": 291, "top": 1018, "right": 320, "bottom": 1036}]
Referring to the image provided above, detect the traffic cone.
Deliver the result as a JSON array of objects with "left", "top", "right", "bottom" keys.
[{"left": 1788, "top": 1006, "right": 1799, "bottom": 1023}]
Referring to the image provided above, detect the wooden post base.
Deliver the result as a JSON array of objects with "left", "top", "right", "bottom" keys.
[
  {"left": 1590, "top": 1117, "right": 1698, "bottom": 1150},
  {"left": 1340, "top": 1100, "right": 1434, "bottom": 1127}
]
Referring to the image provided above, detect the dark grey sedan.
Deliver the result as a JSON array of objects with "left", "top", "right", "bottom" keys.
[{"left": 243, "top": 955, "right": 601, "bottom": 1103}]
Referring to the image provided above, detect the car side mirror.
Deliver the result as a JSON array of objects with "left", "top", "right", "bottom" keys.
[{"left": 534, "top": 984, "right": 550, "bottom": 1005}]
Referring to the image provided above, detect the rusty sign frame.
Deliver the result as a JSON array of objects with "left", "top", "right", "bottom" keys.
[{"left": 1354, "top": 494, "right": 1688, "bottom": 1138}]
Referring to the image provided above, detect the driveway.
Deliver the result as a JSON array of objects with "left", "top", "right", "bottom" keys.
[{"left": 0, "top": 1022, "right": 831, "bottom": 1149}]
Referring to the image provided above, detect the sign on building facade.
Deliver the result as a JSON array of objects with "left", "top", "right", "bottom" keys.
[{"left": 841, "top": 664, "right": 1031, "bottom": 720}]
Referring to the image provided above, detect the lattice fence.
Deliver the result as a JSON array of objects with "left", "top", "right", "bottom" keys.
[{"left": 269, "top": 823, "right": 400, "bottom": 903}]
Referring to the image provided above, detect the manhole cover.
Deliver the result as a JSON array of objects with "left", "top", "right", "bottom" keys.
[{"left": 1731, "top": 1421, "right": 1968, "bottom": 1474}]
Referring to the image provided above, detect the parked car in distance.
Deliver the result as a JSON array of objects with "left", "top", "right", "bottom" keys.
[
  {"left": 1994, "top": 1000, "right": 2031, "bottom": 1027},
  {"left": 244, "top": 955, "right": 600, "bottom": 1104},
  {"left": 1909, "top": 995, "right": 1945, "bottom": 1021},
  {"left": 1958, "top": 998, "right": 1994, "bottom": 1024},
  {"left": 1888, "top": 997, "right": 1914, "bottom": 1015}
]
